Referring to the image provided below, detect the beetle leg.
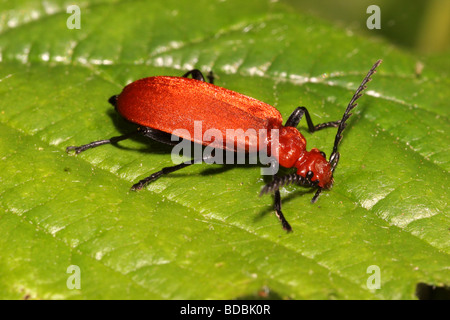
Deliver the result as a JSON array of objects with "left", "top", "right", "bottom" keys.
[
  {"left": 66, "top": 125, "right": 173, "bottom": 154},
  {"left": 140, "top": 127, "right": 181, "bottom": 146},
  {"left": 207, "top": 71, "right": 214, "bottom": 84},
  {"left": 274, "top": 189, "right": 292, "bottom": 232},
  {"left": 66, "top": 130, "right": 141, "bottom": 154},
  {"left": 130, "top": 159, "right": 199, "bottom": 191},
  {"left": 182, "top": 69, "right": 214, "bottom": 84},
  {"left": 285, "top": 106, "right": 340, "bottom": 133},
  {"left": 130, "top": 153, "right": 215, "bottom": 191},
  {"left": 182, "top": 69, "right": 205, "bottom": 82},
  {"left": 311, "top": 187, "right": 323, "bottom": 204}
]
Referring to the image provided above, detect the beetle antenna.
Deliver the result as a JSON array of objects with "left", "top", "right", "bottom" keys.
[
  {"left": 259, "top": 172, "right": 318, "bottom": 197},
  {"left": 312, "top": 60, "right": 382, "bottom": 204},
  {"left": 328, "top": 60, "right": 382, "bottom": 171}
]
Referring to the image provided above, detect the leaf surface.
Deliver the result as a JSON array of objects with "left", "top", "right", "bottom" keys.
[{"left": 0, "top": 0, "right": 448, "bottom": 299}]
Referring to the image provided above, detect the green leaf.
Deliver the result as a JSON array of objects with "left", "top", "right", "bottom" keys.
[{"left": 0, "top": 0, "right": 448, "bottom": 300}]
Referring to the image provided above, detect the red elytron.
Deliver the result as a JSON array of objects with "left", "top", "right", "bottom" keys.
[{"left": 68, "top": 61, "right": 382, "bottom": 231}]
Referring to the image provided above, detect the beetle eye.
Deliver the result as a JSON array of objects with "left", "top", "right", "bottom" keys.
[{"left": 320, "top": 151, "right": 326, "bottom": 158}]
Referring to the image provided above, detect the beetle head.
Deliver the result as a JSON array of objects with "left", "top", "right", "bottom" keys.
[{"left": 294, "top": 148, "right": 333, "bottom": 189}]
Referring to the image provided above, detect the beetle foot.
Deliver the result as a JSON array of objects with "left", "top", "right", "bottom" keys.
[
  {"left": 130, "top": 171, "right": 163, "bottom": 191},
  {"left": 130, "top": 182, "right": 145, "bottom": 191},
  {"left": 66, "top": 145, "right": 85, "bottom": 154}
]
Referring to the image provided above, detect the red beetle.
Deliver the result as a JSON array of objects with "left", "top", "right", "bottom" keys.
[{"left": 68, "top": 61, "right": 381, "bottom": 231}]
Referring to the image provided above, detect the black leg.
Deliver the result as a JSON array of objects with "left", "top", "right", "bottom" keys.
[
  {"left": 131, "top": 153, "right": 214, "bottom": 191},
  {"left": 285, "top": 106, "right": 340, "bottom": 132},
  {"left": 311, "top": 187, "right": 323, "bottom": 204},
  {"left": 182, "top": 69, "right": 214, "bottom": 84},
  {"left": 274, "top": 189, "right": 292, "bottom": 232},
  {"left": 207, "top": 71, "right": 214, "bottom": 84},
  {"left": 182, "top": 69, "right": 205, "bottom": 82},
  {"left": 66, "top": 125, "right": 181, "bottom": 154},
  {"left": 131, "top": 159, "right": 199, "bottom": 191},
  {"left": 141, "top": 127, "right": 181, "bottom": 146},
  {"left": 66, "top": 130, "right": 141, "bottom": 154}
]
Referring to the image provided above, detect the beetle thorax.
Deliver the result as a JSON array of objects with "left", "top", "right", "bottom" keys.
[{"left": 276, "top": 126, "right": 307, "bottom": 168}]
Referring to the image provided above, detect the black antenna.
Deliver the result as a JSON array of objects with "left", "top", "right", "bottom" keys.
[{"left": 312, "top": 59, "right": 382, "bottom": 203}]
